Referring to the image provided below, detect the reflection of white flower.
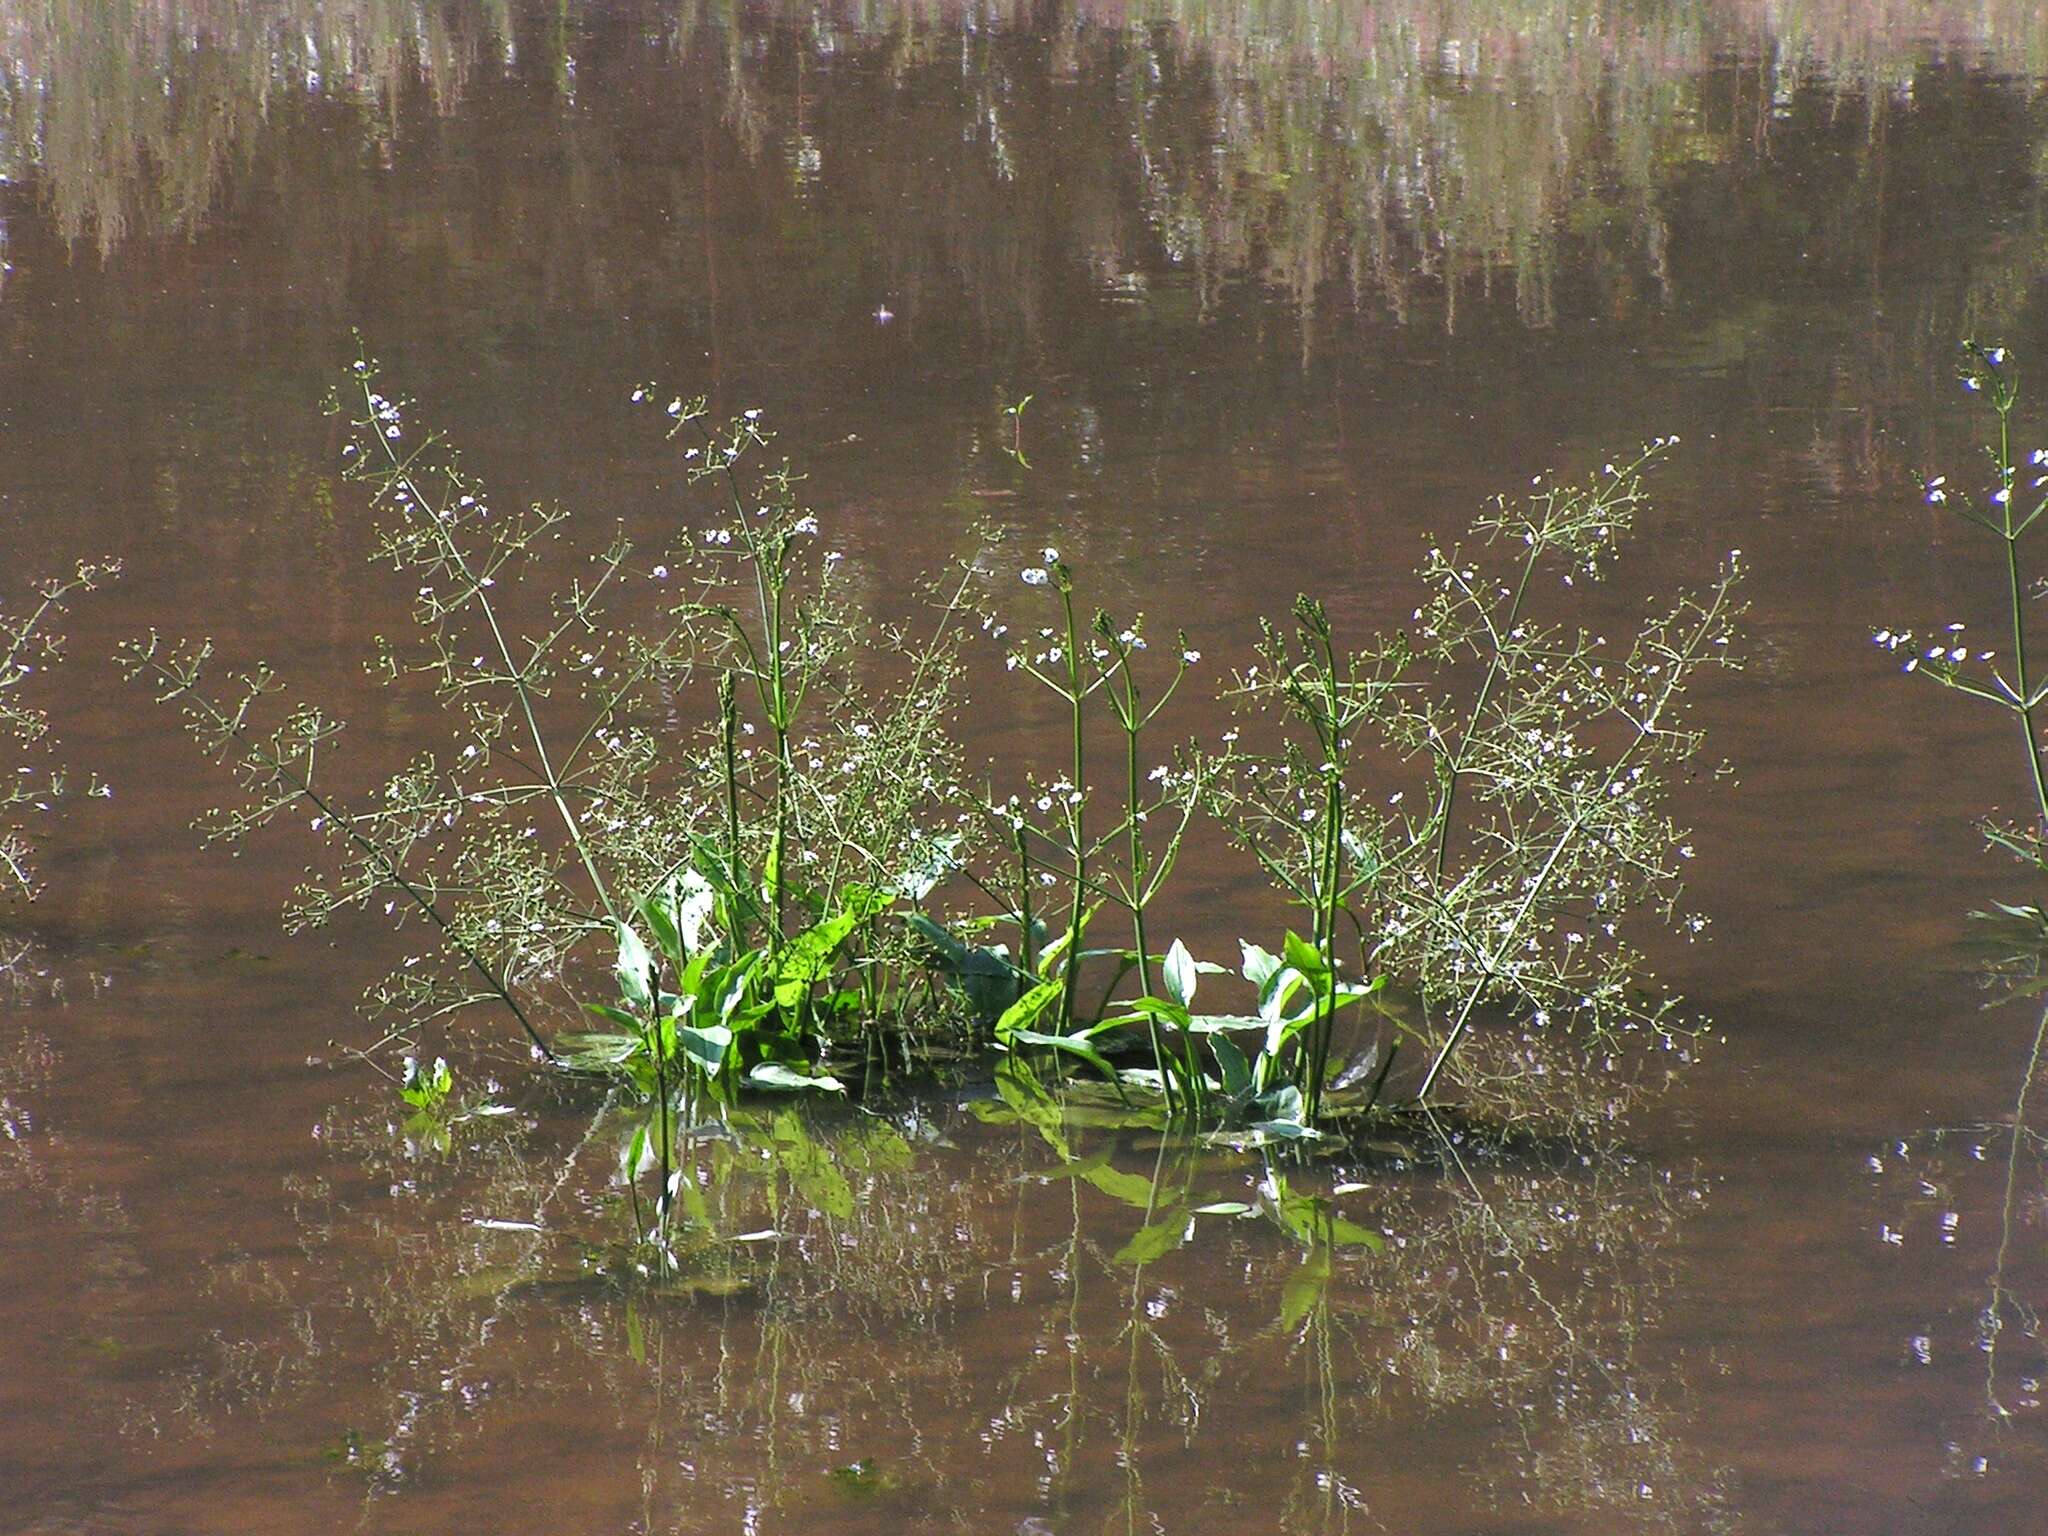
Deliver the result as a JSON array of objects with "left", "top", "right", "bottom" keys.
[{"left": 1022, "top": 567, "right": 1049, "bottom": 586}]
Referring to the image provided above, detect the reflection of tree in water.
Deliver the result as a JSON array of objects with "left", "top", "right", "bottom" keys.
[
  {"left": 0, "top": 0, "right": 516, "bottom": 255},
  {"left": 3, "top": 0, "right": 2047, "bottom": 342},
  {"left": 153, "top": 1060, "right": 1730, "bottom": 1531}
]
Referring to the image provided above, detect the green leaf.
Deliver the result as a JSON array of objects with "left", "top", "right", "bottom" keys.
[
  {"left": 1194, "top": 1201, "right": 1254, "bottom": 1217},
  {"left": 996, "top": 978, "right": 1062, "bottom": 1041},
  {"left": 774, "top": 890, "right": 892, "bottom": 1010},
  {"left": 1178, "top": 1012, "right": 1267, "bottom": 1034},
  {"left": 1163, "top": 938, "right": 1198, "bottom": 1008},
  {"left": 639, "top": 885, "right": 683, "bottom": 971},
  {"left": 1113, "top": 1209, "right": 1190, "bottom": 1267},
  {"left": 1008, "top": 1027, "right": 1119, "bottom": 1082},
  {"left": 747, "top": 1062, "right": 847, "bottom": 1094},
  {"left": 1282, "top": 930, "right": 1329, "bottom": 982},
  {"left": 622, "top": 1122, "right": 648, "bottom": 1182},
  {"left": 676, "top": 1023, "right": 732, "bottom": 1077},
  {"left": 1211, "top": 1035, "right": 1253, "bottom": 1098},
  {"left": 1034, "top": 902, "right": 1099, "bottom": 978},
  {"left": 616, "top": 921, "right": 655, "bottom": 1011}
]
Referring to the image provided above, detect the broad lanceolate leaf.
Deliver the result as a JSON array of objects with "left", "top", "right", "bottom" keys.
[
  {"left": 747, "top": 1061, "right": 847, "bottom": 1094},
  {"left": 996, "top": 978, "right": 1063, "bottom": 1041},
  {"left": 1282, "top": 929, "right": 1330, "bottom": 982},
  {"left": 1163, "top": 938, "right": 1198, "bottom": 1008},
  {"left": 616, "top": 920, "right": 656, "bottom": 1011},
  {"left": 1007, "top": 1027, "right": 1119, "bottom": 1082}
]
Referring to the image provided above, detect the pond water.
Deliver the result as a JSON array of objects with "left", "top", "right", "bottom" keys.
[{"left": 6, "top": 1, "right": 2048, "bottom": 1530}]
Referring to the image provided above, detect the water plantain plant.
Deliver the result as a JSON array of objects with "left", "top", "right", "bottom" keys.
[
  {"left": 126, "top": 351, "right": 1739, "bottom": 1140},
  {"left": 1889, "top": 342, "right": 2048, "bottom": 869}
]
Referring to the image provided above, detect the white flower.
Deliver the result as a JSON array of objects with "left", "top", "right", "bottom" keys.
[
  {"left": 793, "top": 516, "right": 819, "bottom": 536},
  {"left": 651, "top": 565, "right": 668, "bottom": 580},
  {"left": 1181, "top": 648, "right": 1201, "bottom": 664},
  {"left": 1042, "top": 547, "right": 1060, "bottom": 563},
  {"left": 1022, "top": 567, "right": 1050, "bottom": 586}
]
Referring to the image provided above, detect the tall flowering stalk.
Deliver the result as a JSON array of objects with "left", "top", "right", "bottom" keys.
[{"left": 1885, "top": 342, "right": 2048, "bottom": 864}]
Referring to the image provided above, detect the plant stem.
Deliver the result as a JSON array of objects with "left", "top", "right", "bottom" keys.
[
  {"left": 1996, "top": 400, "right": 2048, "bottom": 838},
  {"left": 1058, "top": 585, "right": 1088, "bottom": 1033}
]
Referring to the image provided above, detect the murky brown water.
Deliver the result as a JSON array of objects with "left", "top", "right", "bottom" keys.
[{"left": 6, "top": 1, "right": 2048, "bottom": 1530}]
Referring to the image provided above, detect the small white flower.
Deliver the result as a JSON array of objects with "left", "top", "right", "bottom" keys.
[
  {"left": 1042, "top": 547, "right": 1060, "bottom": 563},
  {"left": 1181, "top": 648, "right": 1201, "bottom": 664},
  {"left": 650, "top": 564, "right": 668, "bottom": 580},
  {"left": 793, "top": 516, "right": 819, "bottom": 536},
  {"left": 1022, "top": 567, "right": 1050, "bottom": 586}
]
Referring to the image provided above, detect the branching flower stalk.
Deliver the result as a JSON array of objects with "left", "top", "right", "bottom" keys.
[
  {"left": 1411, "top": 556, "right": 1744, "bottom": 1100},
  {"left": 1095, "top": 610, "right": 1204, "bottom": 1111},
  {"left": 348, "top": 357, "right": 625, "bottom": 929},
  {"left": 1893, "top": 343, "right": 2048, "bottom": 861},
  {"left": 1, "top": 556, "right": 119, "bottom": 901},
  {"left": 117, "top": 637, "right": 555, "bottom": 1059},
  {"left": 1010, "top": 550, "right": 1104, "bottom": 1035}
]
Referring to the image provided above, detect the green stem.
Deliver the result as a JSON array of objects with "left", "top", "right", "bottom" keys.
[
  {"left": 1058, "top": 586, "right": 1088, "bottom": 1033},
  {"left": 1997, "top": 402, "right": 2048, "bottom": 838}
]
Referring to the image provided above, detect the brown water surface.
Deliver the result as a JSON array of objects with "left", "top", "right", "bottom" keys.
[{"left": 6, "top": 1, "right": 2048, "bottom": 1531}]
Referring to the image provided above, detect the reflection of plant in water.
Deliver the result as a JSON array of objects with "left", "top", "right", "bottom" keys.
[
  {"left": 1870, "top": 345, "right": 2048, "bottom": 1479},
  {"left": 973, "top": 1067, "right": 1730, "bottom": 1531},
  {"left": 155, "top": 1069, "right": 1728, "bottom": 1530},
  {"left": 1867, "top": 1037, "right": 2048, "bottom": 1480}
]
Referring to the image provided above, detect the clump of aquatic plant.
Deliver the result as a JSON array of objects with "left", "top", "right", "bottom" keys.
[
  {"left": 1885, "top": 342, "right": 2048, "bottom": 868},
  {"left": 130, "top": 354, "right": 1737, "bottom": 1140},
  {"left": 1, "top": 555, "right": 119, "bottom": 903}
]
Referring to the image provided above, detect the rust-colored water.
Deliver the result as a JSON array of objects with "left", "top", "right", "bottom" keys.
[{"left": 6, "top": 2, "right": 2048, "bottom": 1530}]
